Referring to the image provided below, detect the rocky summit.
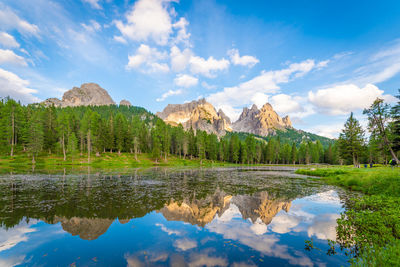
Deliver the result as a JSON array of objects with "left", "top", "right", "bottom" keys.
[
  {"left": 232, "top": 103, "right": 292, "bottom": 136},
  {"left": 119, "top": 99, "right": 132, "bottom": 106},
  {"left": 42, "top": 83, "right": 115, "bottom": 107},
  {"left": 156, "top": 98, "right": 232, "bottom": 136}
]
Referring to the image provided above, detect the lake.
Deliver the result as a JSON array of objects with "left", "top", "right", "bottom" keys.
[{"left": 0, "top": 167, "right": 351, "bottom": 266}]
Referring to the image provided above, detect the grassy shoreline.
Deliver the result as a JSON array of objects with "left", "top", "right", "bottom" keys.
[
  {"left": 0, "top": 152, "right": 316, "bottom": 169},
  {"left": 296, "top": 166, "right": 400, "bottom": 265},
  {"left": 0, "top": 153, "right": 238, "bottom": 168},
  {"left": 296, "top": 166, "right": 400, "bottom": 196}
]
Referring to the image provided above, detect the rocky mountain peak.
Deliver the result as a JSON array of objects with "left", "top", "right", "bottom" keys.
[
  {"left": 251, "top": 104, "right": 258, "bottom": 111},
  {"left": 157, "top": 99, "right": 232, "bottom": 136},
  {"left": 282, "top": 115, "right": 292, "bottom": 127},
  {"left": 119, "top": 99, "right": 132, "bottom": 106},
  {"left": 218, "top": 109, "right": 231, "bottom": 125},
  {"left": 232, "top": 102, "right": 292, "bottom": 136},
  {"left": 260, "top": 103, "right": 273, "bottom": 112},
  {"left": 42, "top": 83, "right": 115, "bottom": 107}
]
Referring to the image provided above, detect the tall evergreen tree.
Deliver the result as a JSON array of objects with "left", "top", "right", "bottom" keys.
[
  {"left": 27, "top": 110, "right": 44, "bottom": 163},
  {"left": 240, "top": 142, "right": 248, "bottom": 164},
  {"left": 57, "top": 111, "right": 69, "bottom": 160},
  {"left": 43, "top": 105, "right": 58, "bottom": 154},
  {"left": 67, "top": 132, "right": 78, "bottom": 161},
  {"left": 338, "top": 112, "right": 365, "bottom": 166},
  {"left": 291, "top": 143, "right": 297, "bottom": 164},
  {"left": 115, "top": 113, "right": 127, "bottom": 154}
]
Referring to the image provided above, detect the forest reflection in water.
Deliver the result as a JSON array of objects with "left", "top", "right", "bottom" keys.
[{"left": 0, "top": 167, "right": 350, "bottom": 266}]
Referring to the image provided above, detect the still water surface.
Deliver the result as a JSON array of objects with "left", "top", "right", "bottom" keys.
[{"left": 0, "top": 167, "right": 350, "bottom": 266}]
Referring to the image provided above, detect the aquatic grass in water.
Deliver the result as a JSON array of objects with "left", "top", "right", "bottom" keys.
[{"left": 0, "top": 167, "right": 350, "bottom": 266}]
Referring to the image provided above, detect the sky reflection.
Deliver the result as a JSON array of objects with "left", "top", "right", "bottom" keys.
[{"left": 0, "top": 168, "right": 348, "bottom": 266}]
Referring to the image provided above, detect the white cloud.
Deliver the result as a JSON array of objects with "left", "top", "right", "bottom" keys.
[
  {"left": 174, "top": 74, "right": 198, "bottom": 88},
  {"left": 115, "top": 0, "right": 174, "bottom": 46},
  {"left": 113, "top": 35, "right": 127, "bottom": 44},
  {"left": 0, "top": 6, "right": 39, "bottom": 36},
  {"left": 316, "top": 60, "right": 329, "bottom": 69},
  {"left": 174, "top": 238, "right": 197, "bottom": 251},
  {"left": 0, "top": 68, "right": 39, "bottom": 103},
  {"left": 251, "top": 92, "right": 269, "bottom": 110},
  {"left": 305, "top": 123, "right": 344, "bottom": 139},
  {"left": 269, "top": 213, "right": 301, "bottom": 234},
  {"left": 188, "top": 253, "right": 228, "bottom": 267},
  {"left": 207, "top": 59, "right": 319, "bottom": 121},
  {"left": 0, "top": 220, "right": 37, "bottom": 252},
  {"left": 228, "top": 49, "right": 259, "bottom": 68},
  {"left": 170, "top": 45, "right": 192, "bottom": 72},
  {"left": 307, "top": 214, "right": 340, "bottom": 241},
  {"left": 0, "top": 49, "right": 27, "bottom": 66},
  {"left": 81, "top": 20, "right": 101, "bottom": 33},
  {"left": 149, "top": 62, "right": 169, "bottom": 73},
  {"left": 156, "top": 89, "right": 183, "bottom": 102},
  {"left": 173, "top": 17, "right": 191, "bottom": 46},
  {"left": 82, "top": 0, "right": 102, "bottom": 10},
  {"left": 249, "top": 218, "right": 268, "bottom": 235},
  {"left": 308, "top": 83, "right": 396, "bottom": 115},
  {"left": 269, "top": 94, "right": 305, "bottom": 114},
  {"left": 201, "top": 81, "right": 216, "bottom": 90},
  {"left": 343, "top": 39, "right": 400, "bottom": 85},
  {"left": 126, "top": 44, "right": 169, "bottom": 73},
  {"left": 125, "top": 254, "right": 144, "bottom": 267},
  {"left": 155, "top": 223, "right": 182, "bottom": 235},
  {"left": 0, "top": 255, "right": 26, "bottom": 267},
  {"left": 207, "top": 207, "right": 314, "bottom": 267},
  {"left": 303, "top": 190, "right": 341, "bottom": 204},
  {"left": 0, "top": 32, "right": 19, "bottom": 48},
  {"left": 189, "top": 55, "right": 230, "bottom": 77}
]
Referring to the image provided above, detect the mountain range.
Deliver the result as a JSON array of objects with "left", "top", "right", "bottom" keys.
[
  {"left": 42, "top": 83, "right": 329, "bottom": 142},
  {"left": 156, "top": 98, "right": 293, "bottom": 137}
]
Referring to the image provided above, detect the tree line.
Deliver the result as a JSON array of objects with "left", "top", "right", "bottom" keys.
[
  {"left": 1, "top": 93, "right": 398, "bottom": 166},
  {"left": 0, "top": 97, "right": 344, "bottom": 165},
  {"left": 337, "top": 91, "right": 400, "bottom": 166}
]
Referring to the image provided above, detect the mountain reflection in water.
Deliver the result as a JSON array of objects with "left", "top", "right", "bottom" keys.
[{"left": 0, "top": 167, "right": 349, "bottom": 266}]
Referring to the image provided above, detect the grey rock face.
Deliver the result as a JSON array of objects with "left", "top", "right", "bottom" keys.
[
  {"left": 156, "top": 99, "right": 232, "bottom": 136},
  {"left": 119, "top": 99, "right": 132, "bottom": 106},
  {"left": 41, "top": 83, "right": 115, "bottom": 107},
  {"left": 62, "top": 83, "right": 115, "bottom": 106},
  {"left": 217, "top": 109, "right": 231, "bottom": 125},
  {"left": 41, "top": 98, "right": 63, "bottom": 107},
  {"left": 232, "top": 103, "right": 292, "bottom": 136}
]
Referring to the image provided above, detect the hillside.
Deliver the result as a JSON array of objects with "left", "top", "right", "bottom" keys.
[{"left": 225, "top": 128, "right": 334, "bottom": 148}]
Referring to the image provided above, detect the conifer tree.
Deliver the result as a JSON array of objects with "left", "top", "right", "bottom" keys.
[
  {"left": 338, "top": 112, "right": 365, "bottom": 166},
  {"left": 27, "top": 110, "right": 44, "bottom": 163},
  {"left": 3, "top": 98, "right": 19, "bottom": 156},
  {"left": 115, "top": 113, "right": 127, "bottom": 154},
  {"left": 67, "top": 132, "right": 78, "bottom": 161},
  {"left": 291, "top": 143, "right": 297, "bottom": 164},
  {"left": 57, "top": 111, "right": 69, "bottom": 160},
  {"left": 229, "top": 135, "right": 240, "bottom": 163},
  {"left": 240, "top": 142, "right": 248, "bottom": 164}
]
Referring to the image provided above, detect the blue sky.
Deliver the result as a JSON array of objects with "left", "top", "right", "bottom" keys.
[{"left": 0, "top": 0, "right": 400, "bottom": 137}]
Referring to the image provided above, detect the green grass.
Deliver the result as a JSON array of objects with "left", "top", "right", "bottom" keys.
[
  {"left": 296, "top": 166, "right": 400, "bottom": 265},
  {"left": 0, "top": 152, "right": 240, "bottom": 171},
  {"left": 296, "top": 166, "right": 400, "bottom": 196}
]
